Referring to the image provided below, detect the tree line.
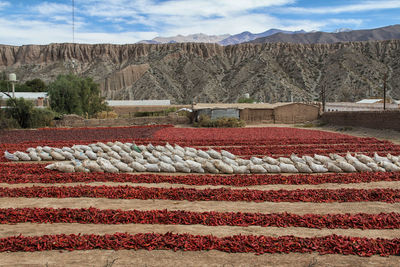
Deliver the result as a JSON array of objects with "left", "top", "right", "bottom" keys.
[{"left": 1, "top": 73, "right": 109, "bottom": 129}]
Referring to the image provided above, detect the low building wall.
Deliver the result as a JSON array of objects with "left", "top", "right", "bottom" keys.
[
  {"left": 240, "top": 108, "right": 274, "bottom": 123},
  {"left": 55, "top": 114, "right": 190, "bottom": 128},
  {"left": 321, "top": 111, "right": 400, "bottom": 131},
  {"left": 112, "top": 105, "right": 190, "bottom": 115},
  {"left": 326, "top": 102, "right": 399, "bottom": 112},
  {"left": 275, "top": 103, "right": 320, "bottom": 124}
]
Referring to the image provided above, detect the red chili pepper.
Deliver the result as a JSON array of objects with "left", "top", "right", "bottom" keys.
[
  {"left": 2, "top": 163, "right": 400, "bottom": 186},
  {"left": 1, "top": 208, "right": 399, "bottom": 229},
  {"left": 0, "top": 185, "right": 399, "bottom": 203}
]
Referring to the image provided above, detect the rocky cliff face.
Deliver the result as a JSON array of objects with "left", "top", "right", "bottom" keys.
[{"left": 0, "top": 41, "right": 399, "bottom": 103}]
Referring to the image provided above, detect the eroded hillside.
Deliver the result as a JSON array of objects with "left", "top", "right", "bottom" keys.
[{"left": 0, "top": 41, "right": 399, "bottom": 103}]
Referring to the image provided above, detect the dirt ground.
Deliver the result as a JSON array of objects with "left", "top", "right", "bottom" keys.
[
  {"left": 1, "top": 124, "right": 400, "bottom": 266},
  {"left": 1, "top": 250, "right": 400, "bottom": 267},
  {"left": 316, "top": 125, "right": 400, "bottom": 145},
  {"left": 242, "top": 122, "right": 400, "bottom": 145},
  {"left": 1, "top": 198, "right": 399, "bottom": 214}
]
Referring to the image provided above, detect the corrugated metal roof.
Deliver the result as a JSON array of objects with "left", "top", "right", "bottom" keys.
[
  {"left": 356, "top": 99, "right": 383, "bottom": 104},
  {"left": 106, "top": 100, "right": 171, "bottom": 106},
  {"left": 193, "top": 102, "right": 311, "bottom": 110},
  {"left": 0, "top": 92, "right": 47, "bottom": 99}
]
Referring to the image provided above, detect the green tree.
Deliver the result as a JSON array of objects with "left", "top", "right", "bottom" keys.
[
  {"left": 5, "top": 96, "right": 34, "bottom": 128},
  {"left": 47, "top": 74, "right": 109, "bottom": 117},
  {"left": 0, "top": 80, "right": 10, "bottom": 92},
  {"left": 0, "top": 77, "right": 47, "bottom": 92},
  {"left": 238, "top": 97, "right": 255, "bottom": 103},
  {"left": 24, "top": 78, "right": 47, "bottom": 92}
]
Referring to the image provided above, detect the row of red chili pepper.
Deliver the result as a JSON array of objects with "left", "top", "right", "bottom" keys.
[
  {"left": 1, "top": 208, "right": 399, "bottom": 229},
  {"left": 134, "top": 137, "right": 390, "bottom": 146},
  {"left": 152, "top": 127, "right": 359, "bottom": 141},
  {"left": 36, "top": 125, "right": 173, "bottom": 131},
  {"left": 0, "top": 163, "right": 400, "bottom": 186},
  {"left": 2, "top": 163, "right": 400, "bottom": 186},
  {"left": 0, "top": 128, "right": 390, "bottom": 148},
  {"left": 0, "top": 136, "right": 386, "bottom": 148},
  {"left": 0, "top": 137, "right": 390, "bottom": 151},
  {"left": 0, "top": 125, "right": 171, "bottom": 144},
  {"left": 2, "top": 126, "right": 365, "bottom": 146},
  {"left": 0, "top": 185, "right": 399, "bottom": 203},
  {"left": 0, "top": 232, "right": 399, "bottom": 256}
]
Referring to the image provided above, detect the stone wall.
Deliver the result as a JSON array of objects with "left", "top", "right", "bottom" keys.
[
  {"left": 321, "top": 111, "right": 400, "bottom": 131},
  {"left": 55, "top": 114, "right": 190, "bottom": 128}
]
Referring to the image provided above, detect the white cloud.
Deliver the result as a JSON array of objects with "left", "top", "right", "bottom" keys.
[
  {"left": 0, "top": 1, "right": 9, "bottom": 10},
  {"left": 0, "top": 0, "right": 384, "bottom": 45},
  {"left": 161, "top": 14, "right": 280, "bottom": 36},
  {"left": 79, "top": 0, "right": 300, "bottom": 37},
  {"left": 0, "top": 18, "right": 157, "bottom": 45},
  {"left": 33, "top": 2, "right": 71, "bottom": 16},
  {"left": 280, "top": 0, "right": 400, "bottom": 14},
  {"left": 76, "top": 31, "right": 158, "bottom": 44},
  {"left": 145, "top": 0, "right": 296, "bottom": 17},
  {"left": 83, "top": 0, "right": 296, "bottom": 18}
]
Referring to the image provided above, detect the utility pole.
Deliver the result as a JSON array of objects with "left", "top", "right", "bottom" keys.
[
  {"left": 321, "top": 85, "right": 326, "bottom": 112},
  {"left": 383, "top": 72, "right": 387, "bottom": 110}
]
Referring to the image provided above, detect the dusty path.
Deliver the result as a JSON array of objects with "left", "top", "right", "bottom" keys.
[
  {"left": 0, "top": 250, "right": 399, "bottom": 267},
  {"left": 1, "top": 223, "right": 399, "bottom": 239},
  {"left": 1, "top": 198, "right": 399, "bottom": 214}
]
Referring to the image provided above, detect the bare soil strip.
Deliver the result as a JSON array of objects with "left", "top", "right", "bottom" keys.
[
  {"left": 1, "top": 181, "right": 400, "bottom": 191},
  {"left": 0, "top": 223, "right": 399, "bottom": 240},
  {"left": 1, "top": 198, "right": 399, "bottom": 214},
  {"left": 0, "top": 250, "right": 399, "bottom": 267}
]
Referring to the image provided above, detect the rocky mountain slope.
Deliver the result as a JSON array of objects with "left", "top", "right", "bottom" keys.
[
  {"left": 219, "top": 29, "right": 306, "bottom": 46},
  {"left": 0, "top": 40, "right": 399, "bottom": 104},
  {"left": 251, "top": 24, "right": 400, "bottom": 44}
]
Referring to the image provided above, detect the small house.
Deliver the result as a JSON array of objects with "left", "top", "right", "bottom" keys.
[{"left": 193, "top": 102, "right": 319, "bottom": 124}]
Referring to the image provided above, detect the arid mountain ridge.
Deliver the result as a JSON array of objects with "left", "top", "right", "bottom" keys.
[
  {"left": 0, "top": 40, "right": 399, "bottom": 104},
  {"left": 251, "top": 25, "right": 400, "bottom": 44},
  {"left": 138, "top": 29, "right": 306, "bottom": 45},
  {"left": 138, "top": 25, "right": 400, "bottom": 45}
]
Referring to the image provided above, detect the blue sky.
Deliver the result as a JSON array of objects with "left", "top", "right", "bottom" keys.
[{"left": 0, "top": 0, "right": 399, "bottom": 45}]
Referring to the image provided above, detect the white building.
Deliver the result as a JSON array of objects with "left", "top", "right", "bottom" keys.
[
  {"left": 326, "top": 100, "right": 399, "bottom": 112},
  {"left": 0, "top": 92, "right": 49, "bottom": 107},
  {"left": 106, "top": 100, "right": 171, "bottom": 106}
]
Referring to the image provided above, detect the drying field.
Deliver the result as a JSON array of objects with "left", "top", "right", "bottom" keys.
[{"left": 1, "top": 125, "right": 400, "bottom": 266}]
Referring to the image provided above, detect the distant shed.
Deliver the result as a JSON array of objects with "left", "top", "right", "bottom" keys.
[
  {"left": 196, "top": 108, "right": 240, "bottom": 120},
  {"left": 193, "top": 102, "right": 319, "bottom": 124}
]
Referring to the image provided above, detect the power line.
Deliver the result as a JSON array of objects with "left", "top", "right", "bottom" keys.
[{"left": 72, "top": 0, "right": 75, "bottom": 43}]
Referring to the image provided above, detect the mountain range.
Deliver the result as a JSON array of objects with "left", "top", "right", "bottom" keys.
[
  {"left": 138, "top": 25, "right": 400, "bottom": 45},
  {"left": 1, "top": 40, "right": 399, "bottom": 104},
  {"left": 250, "top": 24, "right": 400, "bottom": 44},
  {"left": 138, "top": 29, "right": 307, "bottom": 45}
]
